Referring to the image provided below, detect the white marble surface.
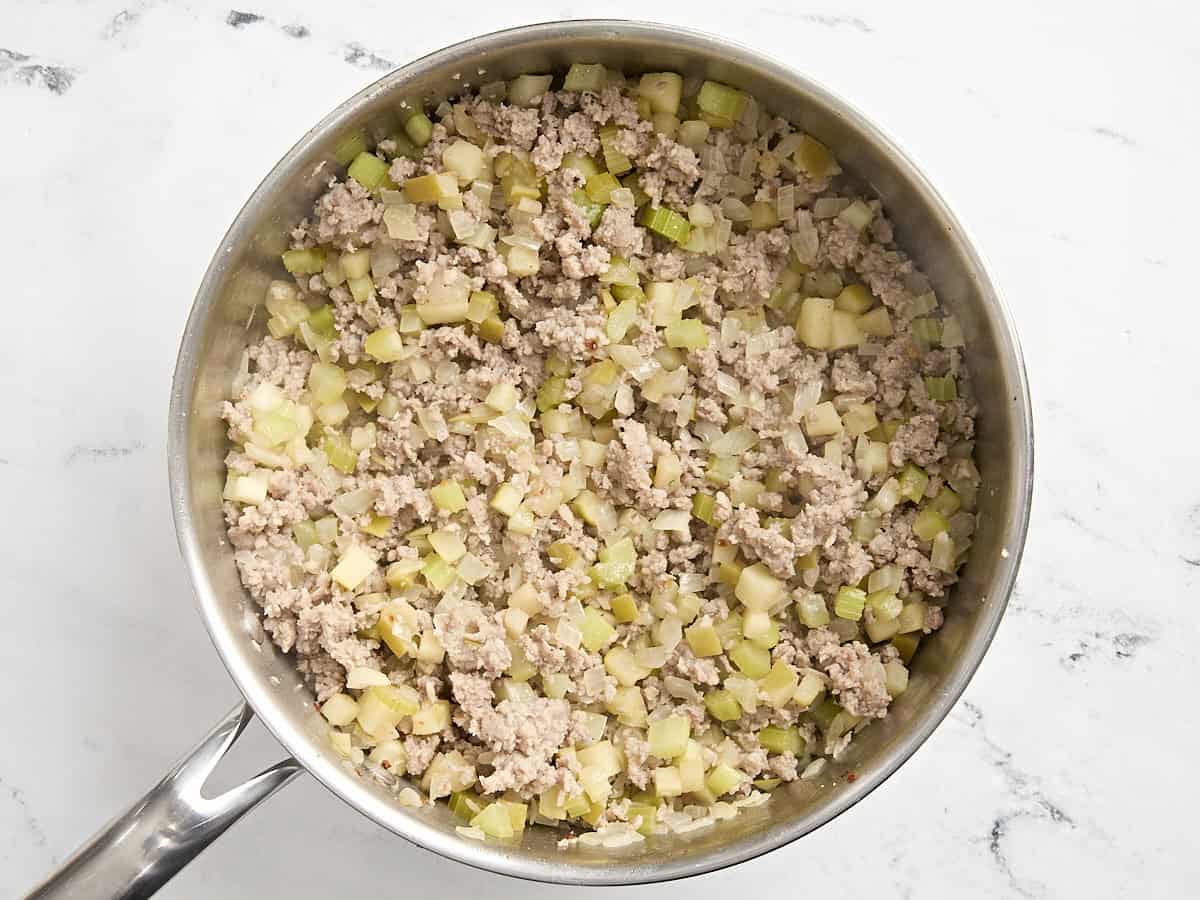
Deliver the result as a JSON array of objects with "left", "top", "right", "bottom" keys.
[{"left": 2, "top": 0, "right": 1197, "bottom": 897}]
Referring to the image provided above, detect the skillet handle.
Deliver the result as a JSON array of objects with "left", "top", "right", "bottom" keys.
[{"left": 25, "top": 702, "right": 303, "bottom": 900}]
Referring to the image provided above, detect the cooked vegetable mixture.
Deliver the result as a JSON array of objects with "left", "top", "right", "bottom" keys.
[{"left": 222, "top": 64, "right": 979, "bottom": 848}]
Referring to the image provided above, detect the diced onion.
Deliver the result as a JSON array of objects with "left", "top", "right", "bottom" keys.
[
  {"left": 330, "top": 487, "right": 376, "bottom": 517},
  {"left": 663, "top": 676, "right": 700, "bottom": 702},
  {"left": 710, "top": 426, "right": 758, "bottom": 456},
  {"left": 720, "top": 197, "right": 751, "bottom": 222}
]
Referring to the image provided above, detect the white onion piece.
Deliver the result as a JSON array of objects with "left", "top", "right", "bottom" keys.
[
  {"left": 654, "top": 616, "right": 683, "bottom": 651},
  {"left": 609, "top": 187, "right": 635, "bottom": 209},
  {"left": 635, "top": 646, "right": 669, "bottom": 669},
  {"left": 678, "top": 572, "right": 708, "bottom": 594},
  {"left": 652, "top": 509, "right": 691, "bottom": 534},
  {"left": 710, "top": 426, "right": 758, "bottom": 456},
  {"left": 783, "top": 424, "right": 809, "bottom": 456},
  {"left": 415, "top": 406, "right": 449, "bottom": 441},
  {"left": 721, "top": 197, "right": 751, "bottom": 222},
  {"left": 447, "top": 209, "right": 477, "bottom": 240},
  {"left": 330, "top": 487, "right": 375, "bottom": 517},
  {"left": 791, "top": 213, "right": 819, "bottom": 264},
  {"left": 813, "top": 197, "right": 851, "bottom": 219},
  {"left": 715, "top": 372, "right": 740, "bottom": 397},
  {"left": 663, "top": 675, "right": 700, "bottom": 702},
  {"left": 776, "top": 183, "right": 795, "bottom": 222},
  {"left": 792, "top": 380, "right": 822, "bottom": 417}
]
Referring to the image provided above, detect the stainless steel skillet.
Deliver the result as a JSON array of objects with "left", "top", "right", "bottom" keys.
[{"left": 28, "top": 19, "right": 1033, "bottom": 898}]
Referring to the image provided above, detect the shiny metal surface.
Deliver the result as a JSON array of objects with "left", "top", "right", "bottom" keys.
[
  {"left": 26, "top": 705, "right": 302, "bottom": 899},
  {"left": 41, "top": 19, "right": 1033, "bottom": 894}
]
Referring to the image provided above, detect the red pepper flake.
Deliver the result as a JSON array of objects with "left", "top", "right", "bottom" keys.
[
  {"left": 381, "top": 761, "right": 391, "bottom": 769},
  {"left": 846, "top": 771, "right": 857, "bottom": 783}
]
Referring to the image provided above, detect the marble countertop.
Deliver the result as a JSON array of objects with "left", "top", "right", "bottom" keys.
[{"left": 2, "top": 1, "right": 1196, "bottom": 897}]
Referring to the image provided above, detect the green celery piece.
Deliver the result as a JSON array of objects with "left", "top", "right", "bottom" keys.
[
  {"left": 563, "top": 63, "right": 607, "bottom": 93},
  {"left": 281, "top": 247, "right": 326, "bottom": 275},
  {"left": 404, "top": 112, "right": 434, "bottom": 147},
  {"left": 697, "top": 81, "right": 747, "bottom": 125},
  {"left": 571, "top": 189, "right": 606, "bottom": 228},
  {"left": 333, "top": 130, "right": 368, "bottom": 166},
  {"left": 641, "top": 206, "right": 691, "bottom": 244},
  {"left": 347, "top": 152, "right": 390, "bottom": 190}
]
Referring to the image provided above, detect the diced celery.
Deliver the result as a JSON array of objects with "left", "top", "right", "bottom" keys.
[
  {"left": 704, "top": 689, "right": 741, "bottom": 723},
  {"left": 931, "top": 532, "right": 956, "bottom": 572},
  {"left": 281, "top": 247, "right": 326, "bottom": 275},
  {"left": 730, "top": 640, "right": 772, "bottom": 679},
  {"left": 677, "top": 119, "right": 710, "bottom": 149},
  {"left": 834, "top": 585, "right": 867, "bottom": 621},
  {"left": 648, "top": 715, "right": 691, "bottom": 759},
  {"left": 638, "top": 72, "right": 683, "bottom": 115},
  {"left": 449, "top": 790, "right": 485, "bottom": 822},
  {"left": 664, "top": 317, "right": 708, "bottom": 349},
  {"left": 655, "top": 766, "right": 684, "bottom": 798},
  {"left": 797, "top": 296, "right": 834, "bottom": 349},
  {"left": 580, "top": 607, "right": 617, "bottom": 652},
  {"left": 898, "top": 463, "right": 930, "bottom": 504},
  {"left": 911, "top": 317, "right": 943, "bottom": 347},
  {"left": 404, "top": 112, "right": 434, "bottom": 148},
  {"left": 559, "top": 62, "right": 604, "bottom": 93},
  {"left": 333, "top": 130, "right": 368, "bottom": 166},
  {"left": 504, "top": 244, "right": 539, "bottom": 277},
  {"left": 322, "top": 433, "right": 358, "bottom": 474},
  {"left": 867, "top": 590, "right": 903, "bottom": 622},
  {"left": 924, "top": 375, "right": 958, "bottom": 402},
  {"left": 606, "top": 298, "right": 639, "bottom": 342},
  {"left": 857, "top": 306, "right": 893, "bottom": 337},
  {"left": 421, "top": 556, "right": 457, "bottom": 592},
  {"left": 897, "top": 600, "right": 929, "bottom": 635},
  {"left": 892, "top": 633, "right": 920, "bottom": 663},
  {"left": 913, "top": 508, "right": 950, "bottom": 542},
  {"left": 508, "top": 74, "right": 552, "bottom": 107},
  {"left": 642, "top": 206, "right": 692, "bottom": 244},
  {"left": 706, "top": 764, "right": 745, "bottom": 797},
  {"left": 735, "top": 563, "right": 786, "bottom": 611},
  {"left": 430, "top": 479, "right": 467, "bottom": 513},
  {"left": 364, "top": 326, "right": 405, "bottom": 362},
  {"left": 760, "top": 660, "right": 799, "bottom": 708},
  {"left": 793, "top": 672, "right": 825, "bottom": 708},
  {"left": 717, "top": 559, "right": 743, "bottom": 588},
  {"left": 692, "top": 492, "right": 716, "bottom": 525},
  {"left": 606, "top": 685, "right": 648, "bottom": 726},
  {"left": 356, "top": 684, "right": 420, "bottom": 737},
  {"left": 749, "top": 200, "right": 779, "bottom": 230},
  {"left": 795, "top": 135, "right": 839, "bottom": 178},
  {"left": 585, "top": 172, "right": 622, "bottom": 204},
  {"left": 830, "top": 309, "right": 864, "bottom": 349},
  {"left": 697, "top": 81, "right": 747, "bottom": 127},
  {"left": 348, "top": 152, "right": 390, "bottom": 190},
  {"left": 835, "top": 284, "right": 875, "bottom": 314},
  {"left": 477, "top": 316, "right": 505, "bottom": 343},
  {"left": 705, "top": 454, "right": 739, "bottom": 486},
  {"left": 685, "top": 620, "right": 723, "bottom": 657},
  {"left": 362, "top": 515, "right": 393, "bottom": 538},
  {"left": 929, "top": 487, "right": 962, "bottom": 517},
  {"left": 489, "top": 483, "right": 523, "bottom": 517},
  {"left": 627, "top": 802, "right": 657, "bottom": 836},
  {"left": 403, "top": 172, "right": 459, "bottom": 204},
  {"left": 612, "top": 593, "right": 640, "bottom": 624},
  {"left": 469, "top": 801, "right": 515, "bottom": 839},
  {"left": 759, "top": 725, "right": 804, "bottom": 756},
  {"left": 598, "top": 125, "right": 632, "bottom": 175},
  {"left": 428, "top": 529, "right": 467, "bottom": 563}
]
